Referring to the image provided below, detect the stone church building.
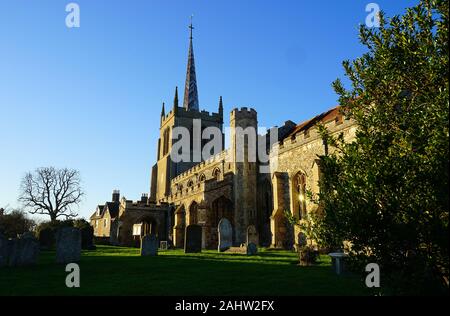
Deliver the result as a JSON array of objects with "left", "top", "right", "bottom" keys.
[{"left": 90, "top": 24, "right": 357, "bottom": 249}]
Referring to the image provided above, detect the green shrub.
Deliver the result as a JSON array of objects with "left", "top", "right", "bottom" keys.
[
  {"left": 0, "top": 209, "right": 35, "bottom": 238},
  {"left": 36, "top": 219, "right": 96, "bottom": 250},
  {"left": 36, "top": 220, "right": 73, "bottom": 250},
  {"left": 73, "top": 219, "right": 95, "bottom": 249},
  {"left": 315, "top": 0, "right": 449, "bottom": 294}
]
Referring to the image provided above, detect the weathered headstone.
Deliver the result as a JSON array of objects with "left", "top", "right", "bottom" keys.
[
  {"left": 297, "top": 233, "right": 310, "bottom": 266},
  {"left": 8, "top": 233, "right": 40, "bottom": 267},
  {"left": 159, "top": 240, "right": 168, "bottom": 250},
  {"left": 56, "top": 227, "right": 81, "bottom": 264},
  {"left": 246, "top": 225, "right": 259, "bottom": 246},
  {"left": 197, "top": 208, "right": 207, "bottom": 225},
  {"left": 20, "top": 233, "right": 40, "bottom": 265},
  {"left": 247, "top": 242, "right": 258, "bottom": 256},
  {"left": 329, "top": 252, "right": 348, "bottom": 275},
  {"left": 184, "top": 225, "right": 202, "bottom": 253},
  {"left": 38, "top": 227, "right": 55, "bottom": 250},
  {"left": 218, "top": 218, "right": 232, "bottom": 252},
  {"left": 0, "top": 233, "right": 8, "bottom": 267},
  {"left": 141, "top": 234, "right": 158, "bottom": 256}
]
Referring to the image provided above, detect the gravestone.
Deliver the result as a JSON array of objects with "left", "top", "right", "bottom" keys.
[
  {"left": 329, "top": 252, "right": 348, "bottom": 275},
  {"left": 0, "top": 233, "right": 8, "bottom": 267},
  {"left": 297, "top": 232, "right": 310, "bottom": 266},
  {"left": 184, "top": 225, "right": 202, "bottom": 253},
  {"left": 8, "top": 233, "right": 40, "bottom": 267},
  {"left": 38, "top": 227, "right": 55, "bottom": 250},
  {"left": 197, "top": 208, "right": 207, "bottom": 225},
  {"left": 247, "top": 242, "right": 258, "bottom": 256},
  {"left": 218, "top": 218, "right": 232, "bottom": 252},
  {"left": 246, "top": 225, "right": 259, "bottom": 245},
  {"left": 159, "top": 240, "right": 168, "bottom": 250},
  {"left": 141, "top": 234, "right": 158, "bottom": 256},
  {"left": 56, "top": 227, "right": 81, "bottom": 264}
]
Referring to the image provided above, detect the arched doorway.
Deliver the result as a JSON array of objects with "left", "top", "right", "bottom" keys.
[
  {"left": 131, "top": 216, "right": 158, "bottom": 247},
  {"left": 173, "top": 205, "right": 186, "bottom": 248},
  {"left": 168, "top": 205, "right": 175, "bottom": 245},
  {"left": 189, "top": 201, "right": 198, "bottom": 225},
  {"left": 271, "top": 208, "right": 289, "bottom": 249},
  {"left": 211, "top": 196, "right": 233, "bottom": 227},
  {"left": 260, "top": 179, "right": 273, "bottom": 246},
  {"left": 210, "top": 196, "right": 233, "bottom": 247}
]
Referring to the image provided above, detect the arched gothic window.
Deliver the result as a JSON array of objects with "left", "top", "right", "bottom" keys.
[
  {"left": 212, "top": 168, "right": 221, "bottom": 181},
  {"left": 293, "top": 172, "right": 307, "bottom": 220},
  {"left": 162, "top": 127, "right": 170, "bottom": 156}
]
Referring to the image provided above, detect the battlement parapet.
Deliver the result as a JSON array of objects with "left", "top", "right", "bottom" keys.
[
  {"left": 161, "top": 106, "right": 223, "bottom": 126},
  {"left": 270, "top": 117, "right": 355, "bottom": 156},
  {"left": 171, "top": 149, "right": 229, "bottom": 184},
  {"left": 121, "top": 196, "right": 169, "bottom": 210},
  {"left": 230, "top": 107, "right": 257, "bottom": 120}
]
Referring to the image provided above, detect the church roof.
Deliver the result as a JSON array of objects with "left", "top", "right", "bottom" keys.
[{"left": 286, "top": 105, "right": 342, "bottom": 139}]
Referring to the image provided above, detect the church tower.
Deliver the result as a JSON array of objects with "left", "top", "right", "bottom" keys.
[
  {"left": 150, "top": 19, "right": 224, "bottom": 203},
  {"left": 229, "top": 107, "right": 258, "bottom": 243}
]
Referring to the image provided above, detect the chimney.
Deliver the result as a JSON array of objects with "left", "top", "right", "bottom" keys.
[
  {"left": 141, "top": 193, "right": 149, "bottom": 204},
  {"left": 112, "top": 190, "right": 120, "bottom": 203}
]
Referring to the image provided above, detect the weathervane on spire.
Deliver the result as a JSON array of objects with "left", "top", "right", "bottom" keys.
[{"left": 189, "top": 14, "right": 194, "bottom": 40}]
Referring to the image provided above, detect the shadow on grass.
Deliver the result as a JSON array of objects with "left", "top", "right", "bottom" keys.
[
  {"left": 161, "top": 253, "right": 300, "bottom": 266},
  {"left": 0, "top": 246, "right": 371, "bottom": 296}
]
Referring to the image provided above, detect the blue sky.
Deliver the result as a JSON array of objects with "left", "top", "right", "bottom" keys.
[{"left": 0, "top": 0, "right": 417, "bottom": 220}]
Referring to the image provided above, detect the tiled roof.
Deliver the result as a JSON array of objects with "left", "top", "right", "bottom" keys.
[
  {"left": 89, "top": 205, "right": 105, "bottom": 219},
  {"left": 286, "top": 106, "right": 342, "bottom": 139},
  {"left": 105, "top": 202, "right": 120, "bottom": 218}
]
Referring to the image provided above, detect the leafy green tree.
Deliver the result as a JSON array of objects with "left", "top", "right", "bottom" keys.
[
  {"left": 284, "top": 209, "right": 322, "bottom": 265},
  {"left": 316, "top": 0, "right": 448, "bottom": 295}
]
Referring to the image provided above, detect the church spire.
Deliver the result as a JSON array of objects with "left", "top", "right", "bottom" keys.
[
  {"left": 173, "top": 86, "right": 179, "bottom": 108},
  {"left": 161, "top": 102, "right": 165, "bottom": 117},
  {"left": 218, "top": 96, "right": 223, "bottom": 110},
  {"left": 173, "top": 86, "right": 179, "bottom": 115},
  {"left": 218, "top": 96, "right": 223, "bottom": 122},
  {"left": 183, "top": 16, "right": 199, "bottom": 111}
]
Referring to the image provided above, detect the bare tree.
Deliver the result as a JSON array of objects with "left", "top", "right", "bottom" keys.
[{"left": 19, "top": 167, "right": 84, "bottom": 221}]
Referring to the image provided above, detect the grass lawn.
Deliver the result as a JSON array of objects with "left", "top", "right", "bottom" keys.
[{"left": 0, "top": 245, "right": 372, "bottom": 296}]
